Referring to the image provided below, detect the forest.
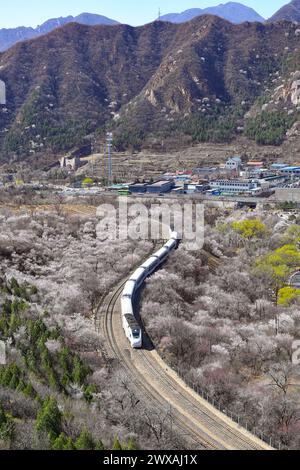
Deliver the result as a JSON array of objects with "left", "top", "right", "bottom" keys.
[
  {"left": 0, "top": 196, "right": 179, "bottom": 450},
  {"left": 140, "top": 207, "right": 300, "bottom": 450},
  {"left": 1, "top": 191, "right": 300, "bottom": 450}
]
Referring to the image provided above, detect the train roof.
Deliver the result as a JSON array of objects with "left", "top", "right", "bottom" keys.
[
  {"left": 164, "top": 239, "right": 176, "bottom": 249},
  {"left": 121, "top": 297, "right": 133, "bottom": 313},
  {"left": 122, "top": 280, "right": 136, "bottom": 297},
  {"left": 130, "top": 267, "right": 146, "bottom": 281},
  {"left": 153, "top": 247, "right": 169, "bottom": 258},
  {"left": 130, "top": 266, "right": 145, "bottom": 280},
  {"left": 170, "top": 231, "right": 180, "bottom": 240},
  {"left": 141, "top": 256, "right": 158, "bottom": 269},
  {"left": 124, "top": 314, "right": 140, "bottom": 330}
]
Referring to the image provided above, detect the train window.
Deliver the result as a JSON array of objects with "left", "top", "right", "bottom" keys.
[{"left": 132, "top": 329, "right": 140, "bottom": 338}]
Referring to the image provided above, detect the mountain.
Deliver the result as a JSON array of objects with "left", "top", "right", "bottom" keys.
[
  {"left": 269, "top": 0, "right": 300, "bottom": 22},
  {"left": 0, "top": 13, "right": 119, "bottom": 52},
  {"left": 1, "top": 16, "right": 300, "bottom": 163},
  {"left": 160, "top": 2, "right": 265, "bottom": 24}
]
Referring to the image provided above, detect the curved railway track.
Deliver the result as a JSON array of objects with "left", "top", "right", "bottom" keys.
[{"left": 98, "top": 250, "right": 273, "bottom": 451}]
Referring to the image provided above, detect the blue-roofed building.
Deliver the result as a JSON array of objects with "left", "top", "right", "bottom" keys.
[
  {"left": 174, "top": 175, "right": 192, "bottom": 182},
  {"left": 147, "top": 181, "right": 175, "bottom": 194},
  {"left": 280, "top": 166, "right": 300, "bottom": 175},
  {"left": 129, "top": 183, "right": 148, "bottom": 193},
  {"left": 270, "top": 163, "right": 289, "bottom": 170}
]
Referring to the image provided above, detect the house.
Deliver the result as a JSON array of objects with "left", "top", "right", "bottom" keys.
[
  {"left": 246, "top": 161, "right": 264, "bottom": 168},
  {"left": 225, "top": 156, "right": 242, "bottom": 171},
  {"left": 195, "top": 167, "right": 218, "bottom": 176},
  {"left": 210, "top": 179, "right": 257, "bottom": 194},
  {"left": 60, "top": 156, "right": 81, "bottom": 171},
  {"left": 183, "top": 183, "right": 210, "bottom": 194},
  {"left": 147, "top": 181, "right": 174, "bottom": 194},
  {"left": 129, "top": 183, "right": 148, "bottom": 193}
]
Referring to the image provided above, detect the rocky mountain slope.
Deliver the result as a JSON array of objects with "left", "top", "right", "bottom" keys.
[
  {"left": 1, "top": 16, "right": 300, "bottom": 163},
  {"left": 0, "top": 13, "right": 119, "bottom": 52},
  {"left": 160, "top": 2, "right": 264, "bottom": 24},
  {"left": 269, "top": 0, "right": 300, "bottom": 23}
]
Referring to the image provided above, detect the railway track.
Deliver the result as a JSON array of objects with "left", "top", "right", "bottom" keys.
[
  {"left": 99, "top": 280, "right": 216, "bottom": 449},
  {"left": 98, "top": 251, "right": 273, "bottom": 450}
]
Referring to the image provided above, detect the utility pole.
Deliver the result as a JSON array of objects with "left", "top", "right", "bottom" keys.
[
  {"left": 168, "top": 404, "right": 173, "bottom": 440},
  {"left": 106, "top": 132, "right": 113, "bottom": 186},
  {"left": 158, "top": 7, "right": 161, "bottom": 21},
  {"left": 91, "top": 138, "right": 94, "bottom": 178}
]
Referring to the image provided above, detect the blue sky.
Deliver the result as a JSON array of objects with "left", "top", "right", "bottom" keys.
[{"left": 0, "top": 1, "right": 288, "bottom": 28}]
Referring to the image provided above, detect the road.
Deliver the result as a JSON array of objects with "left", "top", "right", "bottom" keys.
[{"left": 98, "top": 254, "right": 273, "bottom": 450}]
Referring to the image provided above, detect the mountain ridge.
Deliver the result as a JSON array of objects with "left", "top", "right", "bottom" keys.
[
  {"left": 0, "top": 2, "right": 267, "bottom": 53},
  {"left": 1, "top": 16, "right": 300, "bottom": 163},
  {"left": 269, "top": 0, "right": 300, "bottom": 22},
  {"left": 0, "top": 12, "right": 119, "bottom": 52},
  {"left": 160, "top": 2, "right": 265, "bottom": 24}
]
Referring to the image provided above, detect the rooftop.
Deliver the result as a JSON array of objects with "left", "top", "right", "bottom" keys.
[
  {"left": 271, "top": 163, "right": 289, "bottom": 168},
  {"left": 281, "top": 166, "right": 300, "bottom": 171},
  {"left": 246, "top": 161, "right": 264, "bottom": 166},
  {"left": 148, "top": 180, "right": 171, "bottom": 187}
]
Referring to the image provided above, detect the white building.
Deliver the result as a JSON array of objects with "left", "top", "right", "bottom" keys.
[
  {"left": 225, "top": 156, "right": 242, "bottom": 172},
  {"left": 0, "top": 80, "right": 6, "bottom": 105},
  {"left": 210, "top": 179, "right": 257, "bottom": 194},
  {"left": 280, "top": 166, "right": 300, "bottom": 175}
]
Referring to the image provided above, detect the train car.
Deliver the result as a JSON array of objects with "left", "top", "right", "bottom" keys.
[
  {"left": 121, "top": 230, "right": 181, "bottom": 349},
  {"left": 122, "top": 280, "right": 136, "bottom": 299},
  {"left": 129, "top": 267, "right": 147, "bottom": 288},
  {"left": 123, "top": 313, "right": 142, "bottom": 348},
  {"left": 164, "top": 239, "right": 177, "bottom": 251},
  {"left": 153, "top": 247, "right": 169, "bottom": 264},
  {"left": 121, "top": 297, "right": 133, "bottom": 316},
  {"left": 140, "top": 256, "right": 159, "bottom": 276},
  {"left": 121, "top": 292, "right": 142, "bottom": 348},
  {"left": 170, "top": 231, "right": 181, "bottom": 248}
]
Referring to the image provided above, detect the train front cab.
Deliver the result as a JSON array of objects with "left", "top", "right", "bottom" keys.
[
  {"left": 131, "top": 326, "right": 142, "bottom": 349},
  {"left": 170, "top": 232, "right": 181, "bottom": 249}
]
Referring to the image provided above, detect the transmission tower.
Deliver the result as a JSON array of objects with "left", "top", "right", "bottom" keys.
[{"left": 106, "top": 132, "right": 113, "bottom": 186}]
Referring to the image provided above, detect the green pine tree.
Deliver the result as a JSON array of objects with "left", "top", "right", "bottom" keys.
[
  {"left": 112, "top": 436, "right": 123, "bottom": 451},
  {"left": 52, "top": 433, "right": 75, "bottom": 451},
  {"left": 36, "top": 397, "right": 62, "bottom": 440},
  {"left": 72, "top": 356, "right": 89, "bottom": 385},
  {"left": 95, "top": 439, "right": 105, "bottom": 450},
  {"left": 126, "top": 437, "right": 139, "bottom": 450},
  {"left": 75, "top": 428, "right": 95, "bottom": 450},
  {"left": 64, "top": 437, "right": 75, "bottom": 450},
  {"left": 0, "top": 403, "right": 6, "bottom": 426},
  {"left": 52, "top": 433, "right": 68, "bottom": 450}
]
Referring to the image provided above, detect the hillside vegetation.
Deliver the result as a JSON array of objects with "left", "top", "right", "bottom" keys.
[
  {"left": 1, "top": 17, "right": 300, "bottom": 161},
  {"left": 0, "top": 197, "right": 178, "bottom": 450},
  {"left": 141, "top": 209, "right": 300, "bottom": 450}
]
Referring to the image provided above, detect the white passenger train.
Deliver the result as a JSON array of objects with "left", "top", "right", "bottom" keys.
[{"left": 121, "top": 231, "right": 180, "bottom": 348}]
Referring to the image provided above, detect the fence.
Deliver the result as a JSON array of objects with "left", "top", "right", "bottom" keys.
[{"left": 168, "top": 361, "right": 281, "bottom": 450}]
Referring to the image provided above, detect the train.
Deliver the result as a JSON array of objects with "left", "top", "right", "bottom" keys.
[{"left": 121, "top": 231, "right": 181, "bottom": 348}]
